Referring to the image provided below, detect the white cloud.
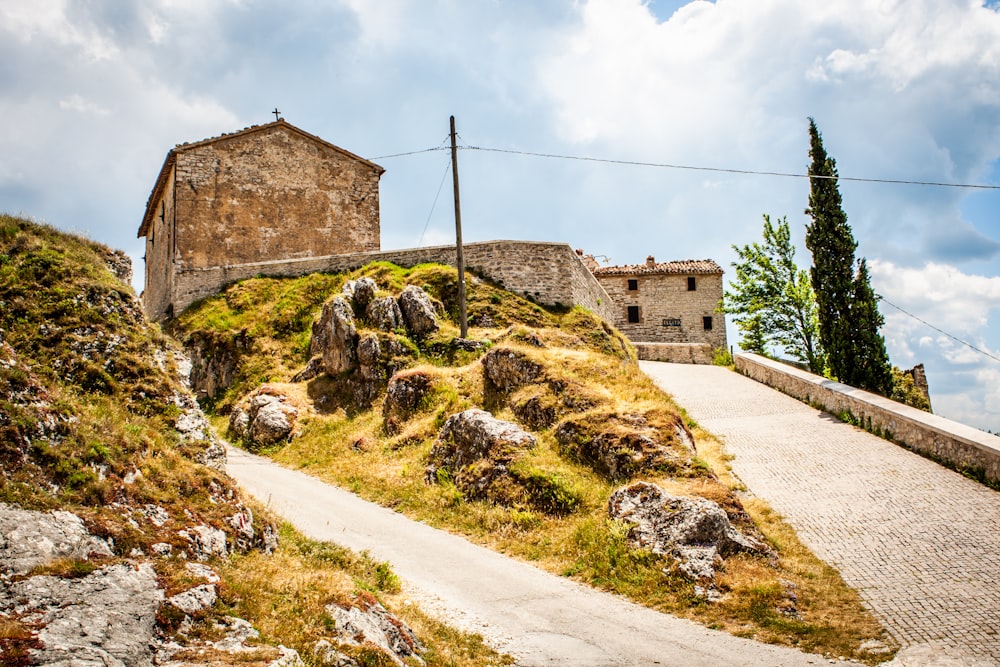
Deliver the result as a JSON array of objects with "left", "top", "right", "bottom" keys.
[{"left": 59, "top": 94, "right": 110, "bottom": 115}]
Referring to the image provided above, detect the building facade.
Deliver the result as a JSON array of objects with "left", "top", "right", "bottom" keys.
[
  {"left": 137, "top": 120, "right": 384, "bottom": 321},
  {"left": 591, "top": 256, "right": 727, "bottom": 350}
]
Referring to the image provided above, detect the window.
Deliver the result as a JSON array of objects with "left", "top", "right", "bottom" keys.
[
  {"left": 627, "top": 305, "right": 640, "bottom": 323},
  {"left": 687, "top": 276, "right": 697, "bottom": 291},
  {"left": 627, "top": 278, "right": 638, "bottom": 291},
  {"left": 703, "top": 316, "right": 713, "bottom": 331}
]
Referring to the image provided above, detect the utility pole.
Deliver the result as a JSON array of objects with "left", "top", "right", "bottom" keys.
[{"left": 450, "top": 115, "right": 468, "bottom": 338}]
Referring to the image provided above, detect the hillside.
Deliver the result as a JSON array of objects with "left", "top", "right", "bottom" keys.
[
  {"left": 171, "top": 259, "right": 896, "bottom": 662},
  {"left": 0, "top": 215, "right": 507, "bottom": 667}
]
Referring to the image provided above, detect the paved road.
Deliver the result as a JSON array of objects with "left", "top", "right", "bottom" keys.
[
  {"left": 640, "top": 361, "right": 1000, "bottom": 666},
  {"left": 226, "top": 446, "right": 850, "bottom": 666}
]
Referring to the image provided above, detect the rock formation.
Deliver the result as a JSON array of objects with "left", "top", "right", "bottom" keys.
[{"left": 398, "top": 285, "right": 439, "bottom": 338}]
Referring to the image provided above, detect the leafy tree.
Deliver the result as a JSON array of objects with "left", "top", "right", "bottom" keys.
[
  {"left": 804, "top": 118, "right": 892, "bottom": 394},
  {"left": 724, "top": 214, "right": 825, "bottom": 373}
]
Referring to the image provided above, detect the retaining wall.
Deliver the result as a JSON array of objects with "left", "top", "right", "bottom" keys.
[
  {"left": 634, "top": 342, "right": 713, "bottom": 364},
  {"left": 171, "top": 240, "right": 618, "bottom": 323},
  {"left": 735, "top": 352, "right": 1000, "bottom": 485}
]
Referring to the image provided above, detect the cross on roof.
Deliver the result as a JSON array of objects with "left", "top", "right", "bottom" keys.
[{"left": 272, "top": 107, "right": 282, "bottom": 121}]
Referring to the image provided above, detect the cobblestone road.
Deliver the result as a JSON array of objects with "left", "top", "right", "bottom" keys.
[{"left": 641, "top": 362, "right": 1000, "bottom": 666}]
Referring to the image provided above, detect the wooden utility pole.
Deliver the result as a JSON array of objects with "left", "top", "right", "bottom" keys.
[{"left": 450, "top": 115, "right": 468, "bottom": 338}]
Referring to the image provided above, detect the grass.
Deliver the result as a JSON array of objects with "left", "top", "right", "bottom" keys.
[
  {"left": 175, "top": 259, "right": 898, "bottom": 664},
  {"left": 0, "top": 215, "right": 519, "bottom": 666}
]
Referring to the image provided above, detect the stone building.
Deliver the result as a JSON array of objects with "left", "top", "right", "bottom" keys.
[
  {"left": 137, "top": 120, "right": 384, "bottom": 321},
  {"left": 590, "top": 255, "right": 727, "bottom": 353}
]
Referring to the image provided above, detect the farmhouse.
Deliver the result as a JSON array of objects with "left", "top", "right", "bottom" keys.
[
  {"left": 587, "top": 254, "right": 727, "bottom": 358},
  {"left": 138, "top": 120, "right": 384, "bottom": 321}
]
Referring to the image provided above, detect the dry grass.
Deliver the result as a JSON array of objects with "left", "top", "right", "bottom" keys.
[{"left": 177, "top": 260, "right": 898, "bottom": 663}]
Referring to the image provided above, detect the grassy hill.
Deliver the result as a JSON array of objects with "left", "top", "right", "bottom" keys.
[
  {"left": 172, "top": 259, "right": 897, "bottom": 662},
  {"left": 0, "top": 214, "right": 507, "bottom": 666}
]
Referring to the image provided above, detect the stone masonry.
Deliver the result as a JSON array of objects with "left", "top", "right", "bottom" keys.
[
  {"left": 593, "top": 256, "right": 727, "bottom": 350},
  {"left": 138, "top": 120, "right": 384, "bottom": 321}
]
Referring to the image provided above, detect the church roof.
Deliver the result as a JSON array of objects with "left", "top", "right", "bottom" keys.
[
  {"left": 594, "top": 259, "right": 723, "bottom": 276},
  {"left": 137, "top": 119, "right": 385, "bottom": 238}
]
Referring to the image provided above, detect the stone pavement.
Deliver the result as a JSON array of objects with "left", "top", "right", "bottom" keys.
[{"left": 640, "top": 361, "right": 1000, "bottom": 666}]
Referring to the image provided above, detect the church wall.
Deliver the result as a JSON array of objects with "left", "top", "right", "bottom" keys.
[
  {"left": 172, "top": 124, "right": 380, "bottom": 272},
  {"left": 142, "top": 167, "right": 175, "bottom": 320}
]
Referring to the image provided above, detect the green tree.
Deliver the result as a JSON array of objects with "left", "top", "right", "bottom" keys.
[
  {"left": 724, "top": 214, "right": 825, "bottom": 373},
  {"left": 804, "top": 118, "right": 892, "bottom": 394}
]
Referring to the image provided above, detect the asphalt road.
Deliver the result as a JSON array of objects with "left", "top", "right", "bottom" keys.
[{"left": 226, "top": 445, "right": 851, "bottom": 666}]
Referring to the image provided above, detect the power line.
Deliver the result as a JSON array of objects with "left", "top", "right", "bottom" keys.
[
  {"left": 372, "top": 141, "right": 1000, "bottom": 190},
  {"left": 417, "top": 156, "right": 452, "bottom": 247},
  {"left": 462, "top": 145, "right": 1000, "bottom": 190},
  {"left": 879, "top": 296, "right": 1000, "bottom": 364}
]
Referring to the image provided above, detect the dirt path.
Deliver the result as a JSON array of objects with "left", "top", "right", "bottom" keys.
[
  {"left": 640, "top": 361, "right": 1000, "bottom": 666},
  {"left": 226, "top": 446, "right": 850, "bottom": 666}
]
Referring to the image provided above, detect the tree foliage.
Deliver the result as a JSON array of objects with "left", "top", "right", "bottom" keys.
[
  {"left": 804, "top": 118, "right": 892, "bottom": 395},
  {"left": 724, "top": 214, "right": 825, "bottom": 373}
]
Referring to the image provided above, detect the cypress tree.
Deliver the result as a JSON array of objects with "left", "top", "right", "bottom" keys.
[{"left": 804, "top": 118, "right": 892, "bottom": 393}]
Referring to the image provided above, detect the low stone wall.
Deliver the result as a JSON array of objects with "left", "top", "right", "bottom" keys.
[
  {"left": 735, "top": 352, "right": 1000, "bottom": 485},
  {"left": 635, "top": 342, "right": 713, "bottom": 365},
  {"left": 171, "top": 240, "right": 617, "bottom": 323}
]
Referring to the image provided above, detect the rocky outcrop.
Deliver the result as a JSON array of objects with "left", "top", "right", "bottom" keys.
[
  {"left": 555, "top": 412, "right": 692, "bottom": 480},
  {"left": 608, "top": 482, "right": 769, "bottom": 586},
  {"left": 425, "top": 409, "right": 536, "bottom": 500},
  {"left": 398, "top": 285, "right": 439, "bottom": 338},
  {"left": 482, "top": 347, "right": 542, "bottom": 392},
  {"left": 229, "top": 389, "right": 299, "bottom": 449},
  {"left": 367, "top": 295, "right": 404, "bottom": 332},
  {"left": 185, "top": 329, "right": 251, "bottom": 400},
  {"left": 325, "top": 594, "right": 425, "bottom": 667},
  {"left": 382, "top": 370, "right": 434, "bottom": 434},
  {"left": 351, "top": 277, "right": 378, "bottom": 315},
  {"left": 318, "top": 297, "right": 359, "bottom": 375},
  {"left": 0, "top": 506, "right": 112, "bottom": 576}
]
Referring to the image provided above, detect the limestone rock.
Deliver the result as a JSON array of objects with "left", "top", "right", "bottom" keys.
[
  {"left": 168, "top": 583, "right": 218, "bottom": 615},
  {"left": 367, "top": 295, "right": 404, "bottom": 332},
  {"left": 326, "top": 595, "right": 425, "bottom": 667},
  {"left": 608, "top": 481, "right": 768, "bottom": 582},
  {"left": 0, "top": 562, "right": 164, "bottom": 667},
  {"left": 425, "top": 409, "right": 536, "bottom": 500},
  {"left": 398, "top": 285, "right": 438, "bottom": 338},
  {"left": 0, "top": 505, "right": 113, "bottom": 576},
  {"left": 341, "top": 279, "right": 357, "bottom": 302},
  {"left": 555, "top": 412, "right": 689, "bottom": 480},
  {"left": 318, "top": 296, "right": 358, "bottom": 375},
  {"left": 482, "top": 347, "right": 542, "bottom": 392},
  {"left": 313, "top": 639, "right": 359, "bottom": 666},
  {"left": 179, "top": 524, "right": 228, "bottom": 561},
  {"left": 383, "top": 370, "right": 433, "bottom": 434},
  {"left": 291, "top": 355, "right": 324, "bottom": 383},
  {"left": 357, "top": 333, "right": 383, "bottom": 381},
  {"left": 248, "top": 394, "right": 297, "bottom": 445},
  {"left": 351, "top": 276, "right": 378, "bottom": 314}
]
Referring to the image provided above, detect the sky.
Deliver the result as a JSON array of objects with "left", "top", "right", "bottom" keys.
[{"left": 2, "top": 0, "right": 999, "bottom": 432}]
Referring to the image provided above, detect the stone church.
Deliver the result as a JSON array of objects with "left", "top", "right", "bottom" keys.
[{"left": 138, "top": 120, "right": 384, "bottom": 321}]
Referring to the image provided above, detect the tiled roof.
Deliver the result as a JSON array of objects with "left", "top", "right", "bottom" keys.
[
  {"left": 594, "top": 259, "right": 723, "bottom": 276},
  {"left": 138, "top": 120, "right": 384, "bottom": 238}
]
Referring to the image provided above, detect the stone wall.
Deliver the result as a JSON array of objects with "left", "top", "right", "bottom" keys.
[
  {"left": 143, "top": 166, "right": 176, "bottom": 319},
  {"left": 634, "top": 342, "right": 714, "bottom": 364},
  {"left": 173, "top": 124, "right": 381, "bottom": 272},
  {"left": 596, "top": 272, "right": 727, "bottom": 349},
  {"left": 171, "top": 240, "right": 618, "bottom": 323},
  {"left": 735, "top": 352, "right": 1000, "bottom": 485}
]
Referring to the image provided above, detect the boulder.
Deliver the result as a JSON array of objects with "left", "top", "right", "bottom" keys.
[
  {"left": 351, "top": 277, "right": 378, "bottom": 314},
  {"left": 366, "top": 295, "right": 404, "bottom": 332},
  {"left": 317, "top": 297, "right": 358, "bottom": 375},
  {"left": 425, "top": 409, "right": 536, "bottom": 499},
  {"left": 608, "top": 482, "right": 769, "bottom": 582},
  {"left": 482, "top": 347, "right": 542, "bottom": 392},
  {"left": 356, "top": 333, "right": 383, "bottom": 381},
  {"left": 167, "top": 583, "right": 218, "bottom": 615},
  {"left": 291, "top": 355, "right": 324, "bottom": 383},
  {"left": 398, "top": 285, "right": 439, "bottom": 338},
  {"left": 231, "top": 392, "right": 297, "bottom": 447},
  {"left": 326, "top": 594, "right": 425, "bottom": 667},
  {"left": 383, "top": 371, "right": 433, "bottom": 433},
  {"left": 179, "top": 524, "right": 228, "bottom": 561}
]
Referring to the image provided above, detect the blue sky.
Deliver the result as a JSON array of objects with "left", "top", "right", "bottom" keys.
[{"left": 2, "top": 0, "right": 999, "bottom": 432}]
